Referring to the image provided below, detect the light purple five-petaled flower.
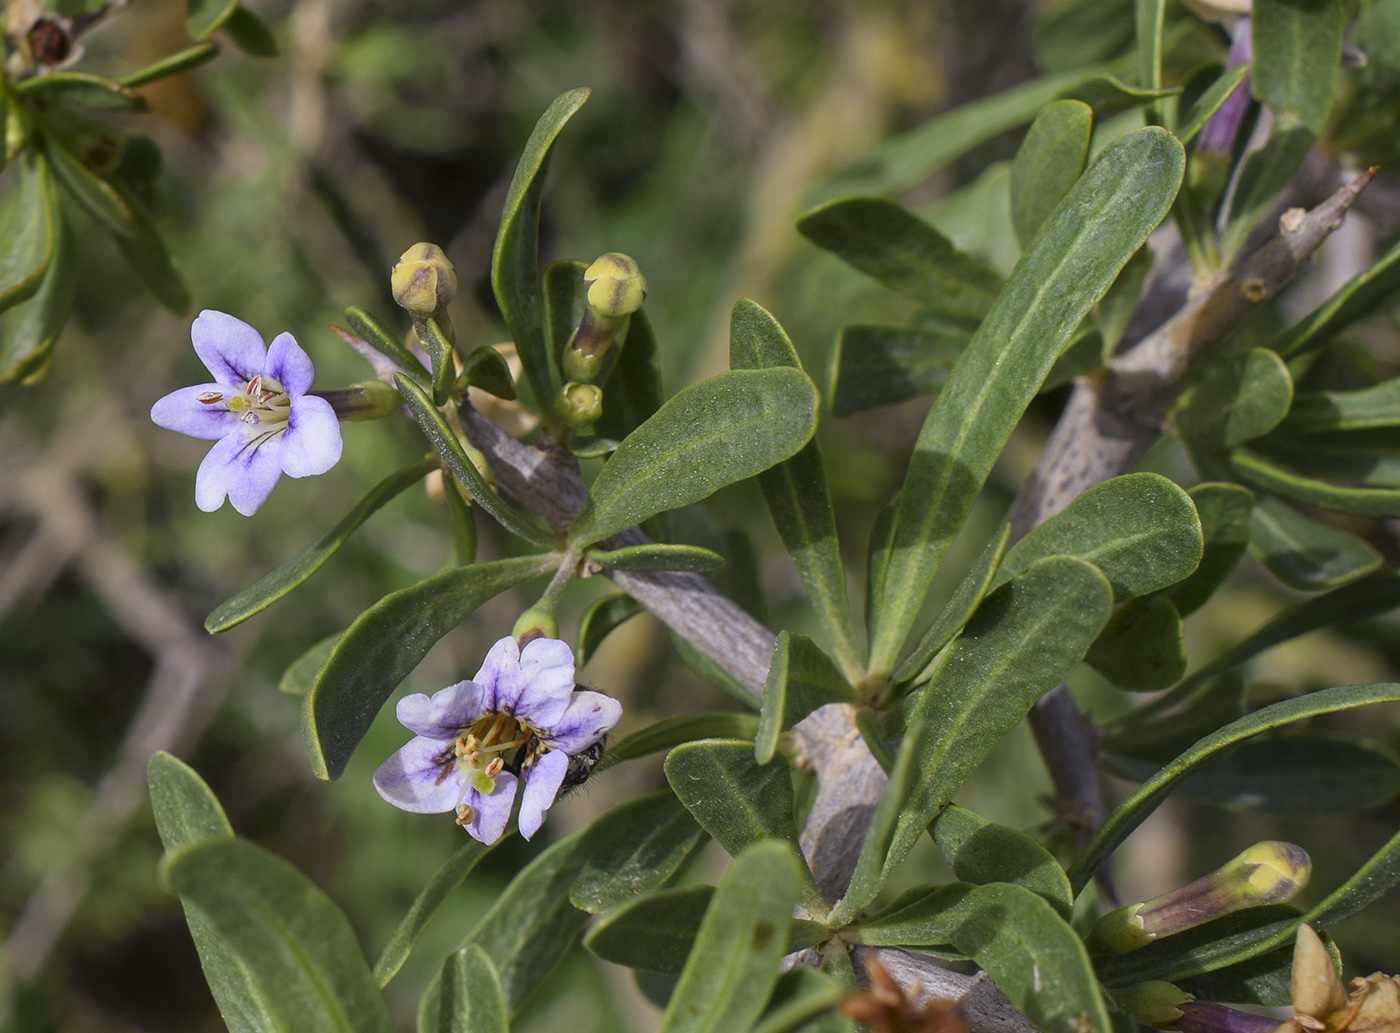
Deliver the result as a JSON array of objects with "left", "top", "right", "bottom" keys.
[
  {"left": 373, "top": 635, "right": 621, "bottom": 844},
  {"left": 150, "top": 310, "right": 343, "bottom": 516}
]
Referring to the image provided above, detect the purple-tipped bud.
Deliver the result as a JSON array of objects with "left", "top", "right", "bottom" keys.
[
  {"left": 1198, "top": 17, "right": 1253, "bottom": 154},
  {"left": 1175, "top": 1002, "right": 1282, "bottom": 1033}
]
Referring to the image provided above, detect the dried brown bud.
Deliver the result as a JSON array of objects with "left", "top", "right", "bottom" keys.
[
  {"left": 1276, "top": 925, "right": 1400, "bottom": 1033},
  {"left": 841, "top": 956, "right": 968, "bottom": 1033}
]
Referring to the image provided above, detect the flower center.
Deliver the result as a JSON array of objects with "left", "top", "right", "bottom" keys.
[
  {"left": 435, "top": 712, "right": 536, "bottom": 826},
  {"left": 197, "top": 374, "right": 292, "bottom": 436}
]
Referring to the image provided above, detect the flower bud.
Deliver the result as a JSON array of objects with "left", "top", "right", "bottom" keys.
[
  {"left": 556, "top": 382, "right": 603, "bottom": 431},
  {"left": 1087, "top": 841, "right": 1311, "bottom": 954},
  {"left": 1173, "top": 1002, "right": 1280, "bottom": 1033},
  {"left": 311, "top": 380, "right": 402, "bottom": 422},
  {"left": 585, "top": 252, "right": 647, "bottom": 319},
  {"left": 512, "top": 607, "right": 559, "bottom": 646},
  {"left": 1110, "top": 982, "right": 1191, "bottom": 1028},
  {"left": 391, "top": 242, "right": 456, "bottom": 316}
]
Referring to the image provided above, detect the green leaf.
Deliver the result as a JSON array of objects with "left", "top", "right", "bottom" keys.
[
  {"left": 0, "top": 199, "right": 74, "bottom": 385},
  {"left": 569, "top": 368, "right": 819, "bottom": 548},
  {"left": 491, "top": 88, "right": 591, "bottom": 408},
  {"left": 860, "top": 556, "right": 1112, "bottom": 912},
  {"left": 303, "top": 555, "right": 553, "bottom": 781},
  {"left": 1176, "top": 943, "right": 1299, "bottom": 1007},
  {"left": 1176, "top": 64, "right": 1250, "bottom": 145},
  {"left": 1221, "top": 123, "right": 1315, "bottom": 260},
  {"left": 110, "top": 180, "right": 189, "bottom": 314},
  {"left": 657, "top": 840, "right": 802, "bottom": 1033},
  {"left": 458, "top": 345, "right": 516, "bottom": 400},
  {"left": 1105, "top": 671, "right": 1247, "bottom": 763},
  {"left": 1071, "top": 683, "right": 1400, "bottom": 894},
  {"left": 803, "top": 70, "right": 1086, "bottom": 206},
  {"left": 1251, "top": 0, "right": 1342, "bottom": 132},
  {"left": 1176, "top": 349, "right": 1294, "bottom": 452},
  {"left": 221, "top": 5, "right": 278, "bottom": 57},
  {"left": 797, "top": 197, "right": 1001, "bottom": 324},
  {"left": 346, "top": 307, "right": 420, "bottom": 374},
  {"left": 1085, "top": 595, "right": 1187, "bottom": 691},
  {"left": 584, "top": 885, "right": 715, "bottom": 973},
  {"left": 932, "top": 804, "right": 1073, "bottom": 918},
  {"left": 280, "top": 632, "right": 341, "bottom": 696},
  {"left": 456, "top": 834, "right": 589, "bottom": 1016},
  {"left": 186, "top": 0, "right": 240, "bottom": 39},
  {"left": 867, "top": 128, "right": 1184, "bottom": 673},
  {"left": 162, "top": 838, "right": 393, "bottom": 1033},
  {"left": 1249, "top": 494, "right": 1381, "bottom": 590},
  {"left": 207, "top": 458, "right": 437, "bottom": 632},
  {"left": 1281, "top": 380, "right": 1400, "bottom": 434},
  {"left": 587, "top": 543, "right": 724, "bottom": 573},
  {"left": 1230, "top": 449, "right": 1400, "bottom": 517},
  {"left": 1055, "top": 75, "right": 1178, "bottom": 116},
  {"left": 850, "top": 882, "right": 1110, "bottom": 1033},
  {"left": 42, "top": 131, "right": 138, "bottom": 237},
  {"left": 437, "top": 947, "right": 508, "bottom": 1033},
  {"left": 544, "top": 259, "right": 585, "bottom": 372},
  {"left": 756, "top": 632, "right": 857, "bottom": 765},
  {"left": 118, "top": 41, "right": 221, "bottom": 88},
  {"left": 891, "top": 524, "right": 1010, "bottom": 690},
  {"left": 1165, "top": 483, "right": 1254, "bottom": 616},
  {"left": 672, "top": 634, "right": 760, "bottom": 708},
  {"left": 576, "top": 592, "right": 643, "bottom": 667},
  {"left": 1136, "top": 0, "right": 1165, "bottom": 98},
  {"left": 827, "top": 323, "right": 966, "bottom": 416},
  {"left": 730, "top": 299, "right": 860, "bottom": 671},
  {"left": 443, "top": 476, "right": 477, "bottom": 567},
  {"left": 1011, "top": 100, "right": 1093, "bottom": 248},
  {"left": 664, "top": 740, "right": 805, "bottom": 858},
  {"left": 595, "top": 310, "right": 662, "bottom": 441},
  {"left": 1273, "top": 234, "right": 1400, "bottom": 359},
  {"left": 374, "top": 840, "right": 493, "bottom": 987},
  {"left": 15, "top": 71, "right": 145, "bottom": 110},
  {"left": 1096, "top": 246, "right": 1153, "bottom": 355},
  {"left": 396, "top": 374, "right": 555, "bottom": 545},
  {"left": 991, "top": 473, "right": 1203, "bottom": 602},
  {"left": 595, "top": 713, "right": 760, "bottom": 775},
  {"left": 0, "top": 152, "right": 57, "bottom": 316},
  {"left": 572, "top": 791, "right": 705, "bottom": 914},
  {"left": 751, "top": 969, "right": 850, "bottom": 1033},
  {"left": 421, "top": 317, "right": 456, "bottom": 406}
]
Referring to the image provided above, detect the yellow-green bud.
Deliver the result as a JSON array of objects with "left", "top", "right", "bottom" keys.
[
  {"left": 1087, "top": 841, "right": 1311, "bottom": 955},
  {"left": 584, "top": 252, "right": 647, "bottom": 319},
  {"left": 392, "top": 242, "right": 456, "bottom": 315},
  {"left": 1108, "top": 982, "right": 1191, "bottom": 1027},
  {"left": 556, "top": 382, "right": 603, "bottom": 431},
  {"left": 512, "top": 606, "right": 558, "bottom": 646}
]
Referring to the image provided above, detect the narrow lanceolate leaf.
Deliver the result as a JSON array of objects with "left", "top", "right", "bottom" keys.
[
  {"left": 1231, "top": 450, "right": 1400, "bottom": 517},
  {"left": 1251, "top": 0, "right": 1343, "bottom": 133},
  {"left": 281, "top": 633, "right": 340, "bottom": 696},
  {"left": 491, "top": 88, "right": 591, "bottom": 407},
  {"left": 577, "top": 592, "right": 643, "bottom": 667},
  {"left": 867, "top": 128, "right": 1183, "bottom": 673},
  {"left": 594, "top": 713, "right": 760, "bottom": 775},
  {"left": 374, "top": 840, "right": 493, "bottom": 987},
  {"left": 569, "top": 368, "right": 819, "bottom": 548},
  {"left": 657, "top": 840, "right": 802, "bottom": 1033},
  {"left": 303, "top": 554, "right": 553, "bottom": 781},
  {"left": 207, "top": 457, "right": 437, "bottom": 631},
  {"left": 118, "top": 41, "right": 221, "bottom": 88},
  {"left": 730, "top": 299, "right": 860, "bottom": 672},
  {"left": 751, "top": 970, "right": 851, "bottom": 1033},
  {"left": 869, "top": 557, "right": 1112, "bottom": 904},
  {"left": 797, "top": 198, "right": 1001, "bottom": 324},
  {"left": 186, "top": 0, "right": 240, "bottom": 38},
  {"left": 1249, "top": 494, "right": 1381, "bottom": 591},
  {"left": 1085, "top": 595, "right": 1187, "bottom": 691},
  {"left": 0, "top": 152, "right": 57, "bottom": 315},
  {"left": 1176, "top": 65, "right": 1250, "bottom": 145},
  {"left": 14, "top": 71, "right": 145, "bottom": 110},
  {"left": 42, "top": 132, "right": 138, "bottom": 237},
  {"left": 162, "top": 838, "right": 393, "bottom": 1033},
  {"left": 1274, "top": 235, "right": 1400, "bottom": 358},
  {"left": 421, "top": 317, "right": 456, "bottom": 406},
  {"left": 572, "top": 791, "right": 705, "bottom": 914},
  {"left": 1071, "top": 683, "right": 1400, "bottom": 895},
  {"left": 346, "top": 307, "right": 421, "bottom": 373},
  {"left": 1010, "top": 100, "right": 1093, "bottom": 248},
  {"left": 756, "top": 632, "right": 857, "bottom": 765},
  {"left": 1176, "top": 349, "right": 1293, "bottom": 452},
  {"left": 1054, "top": 75, "right": 1177, "bottom": 116},
  {"left": 991, "top": 473, "right": 1202, "bottom": 601},
  {"left": 587, "top": 543, "right": 724, "bottom": 574},
  {"left": 932, "top": 804, "right": 1073, "bottom": 918},
  {"left": 849, "top": 882, "right": 1110, "bottom": 1033},
  {"left": 438, "top": 947, "right": 508, "bottom": 1033},
  {"left": 0, "top": 202, "right": 75, "bottom": 385},
  {"left": 396, "top": 374, "right": 554, "bottom": 546},
  {"left": 828, "top": 323, "right": 966, "bottom": 416},
  {"left": 1282, "top": 380, "right": 1400, "bottom": 433},
  {"left": 1135, "top": 0, "right": 1165, "bottom": 98},
  {"left": 149, "top": 755, "right": 276, "bottom": 1033},
  {"left": 1166, "top": 483, "right": 1254, "bottom": 616}
]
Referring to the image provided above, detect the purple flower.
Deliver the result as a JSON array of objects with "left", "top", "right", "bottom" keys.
[
  {"left": 1198, "top": 17, "right": 1254, "bottom": 154},
  {"left": 150, "top": 311, "right": 343, "bottom": 516},
  {"left": 373, "top": 636, "right": 622, "bottom": 844}
]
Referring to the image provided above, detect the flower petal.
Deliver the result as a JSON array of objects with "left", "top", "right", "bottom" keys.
[
  {"left": 462, "top": 771, "right": 518, "bottom": 845},
  {"left": 473, "top": 636, "right": 523, "bottom": 713},
  {"left": 518, "top": 750, "right": 568, "bottom": 841},
  {"left": 281, "top": 395, "right": 343, "bottom": 478},
  {"left": 265, "top": 331, "right": 315, "bottom": 397},
  {"left": 373, "top": 735, "right": 463, "bottom": 813},
  {"left": 543, "top": 690, "right": 622, "bottom": 754},
  {"left": 192, "top": 310, "right": 267, "bottom": 388},
  {"left": 194, "top": 428, "right": 284, "bottom": 515},
  {"left": 150, "top": 384, "right": 239, "bottom": 440},
  {"left": 396, "top": 681, "right": 487, "bottom": 739},
  {"left": 513, "top": 638, "right": 576, "bottom": 729}
]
